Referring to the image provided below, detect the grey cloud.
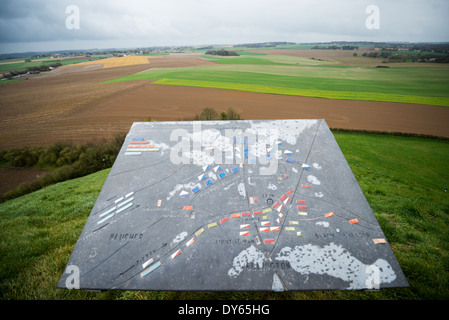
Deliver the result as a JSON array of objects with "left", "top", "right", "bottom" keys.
[{"left": 0, "top": 0, "right": 448, "bottom": 53}]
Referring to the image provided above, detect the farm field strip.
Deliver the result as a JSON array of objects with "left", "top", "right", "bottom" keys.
[
  {"left": 201, "top": 52, "right": 336, "bottom": 66},
  {"left": 0, "top": 56, "right": 110, "bottom": 73},
  {"left": 104, "top": 54, "right": 449, "bottom": 107},
  {"left": 135, "top": 60, "right": 449, "bottom": 83},
  {"left": 67, "top": 55, "right": 151, "bottom": 69},
  {"left": 153, "top": 78, "right": 449, "bottom": 107}
]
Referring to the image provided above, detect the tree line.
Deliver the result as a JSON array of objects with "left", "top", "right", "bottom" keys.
[
  {"left": 205, "top": 49, "right": 239, "bottom": 56},
  {"left": 1, "top": 61, "right": 63, "bottom": 79},
  {"left": 362, "top": 51, "right": 449, "bottom": 63},
  {"left": 312, "top": 45, "right": 359, "bottom": 50}
]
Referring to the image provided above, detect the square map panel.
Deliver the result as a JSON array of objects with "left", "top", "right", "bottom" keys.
[{"left": 58, "top": 120, "right": 408, "bottom": 291}]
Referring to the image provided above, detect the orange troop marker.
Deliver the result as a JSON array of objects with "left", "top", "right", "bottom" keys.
[
  {"left": 325, "top": 212, "right": 334, "bottom": 218},
  {"left": 186, "top": 237, "right": 196, "bottom": 247},
  {"left": 183, "top": 206, "right": 193, "bottom": 210},
  {"left": 127, "top": 144, "right": 155, "bottom": 148},
  {"left": 349, "top": 218, "right": 359, "bottom": 224}
]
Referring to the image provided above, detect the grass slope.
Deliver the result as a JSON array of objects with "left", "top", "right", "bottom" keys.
[
  {"left": 104, "top": 53, "right": 449, "bottom": 107},
  {"left": 1, "top": 132, "right": 448, "bottom": 300}
]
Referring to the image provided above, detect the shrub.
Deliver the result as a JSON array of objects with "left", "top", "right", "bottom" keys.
[
  {"left": 198, "top": 107, "right": 219, "bottom": 120},
  {"left": 194, "top": 107, "right": 242, "bottom": 121},
  {"left": 223, "top": 107, "right": 241, "bottom": 120}
]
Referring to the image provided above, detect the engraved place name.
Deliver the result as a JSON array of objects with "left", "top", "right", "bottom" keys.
[
  {"left": 315, "top": 232, "right": 371, "bottom": 239},
  {"left": 161, "top": 213, "right": 191, "bottom": 218},
  {"left": 135, "top": 243, "right": 168, "bottom": 267},
  {"left": 216, "top": 238, "right": 257, "bottom": 245},
  {"left": 109, "top": 233, "right": 143, "bottom": 241},
  {"left": 244, "top": 261, "right": 292, "bottom": 271}
]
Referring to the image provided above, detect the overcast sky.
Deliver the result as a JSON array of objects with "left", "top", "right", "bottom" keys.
[{"left": 1, "top": 0, "right": 448, "bottom": 53}]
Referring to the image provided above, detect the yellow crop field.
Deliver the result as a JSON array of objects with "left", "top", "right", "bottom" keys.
[{"left": 68, "top": 55, "right": 151, "bottom": 69}]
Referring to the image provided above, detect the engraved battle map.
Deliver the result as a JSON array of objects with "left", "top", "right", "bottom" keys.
[{"left": 58, "top": 119, "right": 408, "bottom": 291}]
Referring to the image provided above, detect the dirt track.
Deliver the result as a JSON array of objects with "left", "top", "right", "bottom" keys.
[{"left": 1, "top": 56, "right": 449, "bottom": 150}]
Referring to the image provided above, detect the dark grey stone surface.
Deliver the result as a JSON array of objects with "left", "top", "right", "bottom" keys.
[{"left": 58, "top": 119, "right": 408, "bottom": 291}]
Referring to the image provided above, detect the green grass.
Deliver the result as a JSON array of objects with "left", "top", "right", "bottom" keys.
[
  {"left": 1, "top": 132, "right": 448, "bottom": 300},
  {"left": 155, "top": 79, "right": 448, "bottom": 106},
  {"left": 103, "top": 53, "right": 449, "bottom": 107},
  {"left": 201, "top": 53, "right": 333, "bottom": 66}
]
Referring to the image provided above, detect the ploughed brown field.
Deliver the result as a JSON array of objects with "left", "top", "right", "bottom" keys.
[{"left": 1, "top": 54, "right": 448, "bottom": 151}]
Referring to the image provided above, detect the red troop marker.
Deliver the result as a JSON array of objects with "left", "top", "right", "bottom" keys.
[
  {"left": 286, "top": 190, "right": 294, "bottom": 195},
  {"left": 296, "top": 200, "right": 306, "bottom": 204},
  {"left": 301, "top": 184, "right": 311, "bottom": 189},
  {"left": 171, "top": 249, "right": 182, "bottom": 259},
  {"left": 264, "top": 239, "right": 275, "bottom": 244},
  {"left": 220, "top": 217, "right": 229, "bottom": 224},
  {"left": 297, "top": 205, "right": 307, "bottom": 209}
]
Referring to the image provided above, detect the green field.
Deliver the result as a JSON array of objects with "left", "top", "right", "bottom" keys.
[
  {"left": 103, "top": 52, "right": 449, "bottom": 107},
  {"left": 1, "top": 132, "right": 448, "bottom": 300}
]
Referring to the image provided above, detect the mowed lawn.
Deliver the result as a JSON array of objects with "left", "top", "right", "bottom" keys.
[
  {"left": 1, "top": 132, "right": 448, "bottom": 300},
  {"left": 104, "top": 52, "right": 449, "bottom": 107}
]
